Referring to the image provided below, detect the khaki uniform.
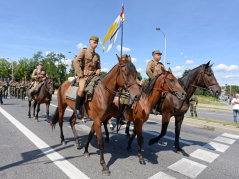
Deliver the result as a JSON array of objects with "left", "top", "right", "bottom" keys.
[
  {"left": 189, "top": 95, "right": 198, "bottom": 115},
  {"left": 20, "top": 82, "right": 26, "bottom": 99},
  {"left": 31, "top": 68, "right": 48, "bottom": 91},
  {"left": 146, "top": 60, "right": 166, "bottom": 80},
  {"left": 16, "top": 83, "right": 20, "bottom": 98},
  {"left": 74, "top": 47, "right": 101, "bottom": 97},
  {"left": 2, "top": 81, "right": 8, "bottom": 98}
]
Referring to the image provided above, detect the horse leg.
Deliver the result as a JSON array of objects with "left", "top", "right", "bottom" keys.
[
  {"left": 84, "top": 123, "right": 95, "bottom": 157},
  {"left": 103, "top": 116, "right": 111, "bottom": 143},
  {"left": 59, "top": 104, "right": 67, "bottom": 145},
  {"left": 95, "top": 121, "right": 110, "bottom": 176},
  {"left": 69, "top": 113, "right": 80, "bottom": 148},
  {"left": 127, "top": 125, "right": 137, "bottom": 152},
  {"left": 135, "top": 120, "right": 145, "bottom": 165},
  {"left": 125, "top": 121, "right": 131, "bottom": 138},
  {"left": 35, "top": 103, "right": 40, "bottom": 122},
  {"left": 28, "top": 100, "right": 31, "bottom": 118},
  {"left": 46, "top": 103, "right": 50, "bottom": 124},
  {"left": 174, "top": 115, "right": 184, "bottom": 155},
  {"left": 33, "top": 101, "right": 37, "bottom": 118},
  {"left": 148, "top": 114, "right": 170, "bottom": 146}
]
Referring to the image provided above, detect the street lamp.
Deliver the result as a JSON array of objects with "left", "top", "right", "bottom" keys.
[
  {"left": 156, "top": 28, "right": 166, "bottom": 68},
  {"left": 68, "top": 51, "right": 76, "bottom": 76},
  {"left": 7, "top": 58, "right": 13, "bottom": 81}
]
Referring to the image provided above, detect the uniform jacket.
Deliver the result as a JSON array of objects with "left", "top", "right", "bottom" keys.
[
  {"left": 32, "top": 68, "right": 48, "bottom": 82},
  {"left": 189, "top": 95, "right": 198, "bottom": 104},
  {"left": 146, "top": 60, "right": 166, "bottom": 80}
]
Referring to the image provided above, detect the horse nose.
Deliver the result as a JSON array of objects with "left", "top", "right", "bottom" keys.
[
  {"left": 182, "top": 92, "right": 186, "bottom": 99},
  {"left": 215, "top": 90, "right": 219, "bottom": 96},
  {"left": 134, "top": 95, "right": 140, "bottom": 101}
]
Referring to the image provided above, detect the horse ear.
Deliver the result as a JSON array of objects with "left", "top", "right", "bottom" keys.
[
  {"left": 209, "top": 63, "right": 214, "bottom": 68},
  {"left": 205, "top": 61, "right": 211, "bottom": 68},
  {"left": 161, "top": 66, "right": 167, "bottom": 74},
  {"left": 168, "top": 68, "right": 172, "bottom": 73},
  {"left": 116, "top": 54, "right": 126, "bottom": 65}
]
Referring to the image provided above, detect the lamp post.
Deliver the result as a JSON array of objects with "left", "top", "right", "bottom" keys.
[
  {"left": 7, "top": 58, "right": 13, "bottom": 81},
  {"left": 68, "top": 51, "right": 76, "bottom": 76},
  {"left": 156, "top": 28, "right": 166, "bottom": 68}
]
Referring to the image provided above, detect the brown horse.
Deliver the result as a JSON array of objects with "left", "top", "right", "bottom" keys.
[
  {"left": 27, "top": 78, "right": 55, "bottom": 123},
  {"left": 89, "top": 68, "right": 186, "bottom": 165},
  {"left": 146, "top": 61, "right": 221, "bottom": 154},
  {"left": 51, "top": 56, "right": 141, "bottom": 176}
]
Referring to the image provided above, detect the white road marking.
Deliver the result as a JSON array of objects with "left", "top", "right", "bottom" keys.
[
  {"left": 221, "top": 133, "right": 239, "bottom": 139},
  {"left": 168, "top": 158, "right": 207, "bottom": 179},
  {"left": 203, "top": 141, "right": 229, "bottom": 152},
  {"left": 0, "top": 107, "right": 89, "bottom": 179},
  {"left": 190, "top": 149, "right": 219, "bottom": 163},
  {"left": 50, "top": 104, "right": 73, "bottom": 112},
  {"left": 148, "top": 171, "right": 176, "bottom": 179},
  {"left": 213, "top": 136, "right": 236, "bottom": 145}
]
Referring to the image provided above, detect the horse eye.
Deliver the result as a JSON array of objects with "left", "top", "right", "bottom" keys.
[
  {"left": 169, "top": 79, "right": 174, "bottom": 82},
  {"left": 208, "top": 74, "right": 211, "bottom": 77},
  {"left": 124, "top": 73, "right": 128, "bottom": 77}
]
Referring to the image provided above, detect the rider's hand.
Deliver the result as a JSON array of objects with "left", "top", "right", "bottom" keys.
[
  {"left": 194, "top": 104, "right": 196, "bottom": 107},
  {"left": 96, "top": 69, "right": 101, "bottom": 76},
  {"left": 140, "top": 81, "right": 144, "bottom": 86}
]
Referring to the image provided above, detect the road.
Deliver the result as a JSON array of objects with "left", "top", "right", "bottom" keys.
[{"left": 0, "top": 96, "right": 239, "bottom": 179}]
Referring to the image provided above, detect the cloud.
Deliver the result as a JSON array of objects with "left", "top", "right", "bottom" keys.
[
  {"left": 45, "top": 51, "right": 51, "bottom": 56},
  {"left": 116, "top": 45, "right": 131, "bottom": 52},
  {"left": 172, "top": 65, "right": 185, "bottom": 72},
  {"left": 131, "top": 57, "right": 137, "bottom": 63},
  {"left": 99, "top": 38, "right": 103, "bottom": 44},
  {"left": 181, "top": 52, "right": 183, "bottom": 55},
  {"left": 104, "top": 63, "right": 108, "bottom": 65},
  {"left": 137, "top": 68, "right": 143, "bottom": 73},
  {"left": 222, "top": 74, "right": 239, "bottom": 79},
  {"left": 76, "top": 43, "right": 87, "bottom": 49},
  {"left": 102, "top": 68, "right": 109, "bottom": 72},
  {"left": 184, "top": 56, "right": 189, "bottom": 58},
  {"left": 145, "top": 59, "right": 151, "bottom": 63},
  {"left": 185, "top": 60, "right": 193, "bottom": 65},
  {"left": 174, "top": 72, "right": 182, "bottom": 78},
  {"left": 213, "top": 64, "right": 239, "bottom": 72}
]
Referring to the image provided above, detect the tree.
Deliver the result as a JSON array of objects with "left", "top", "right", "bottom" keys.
[
  {"left": 143, "top": 77, "right": 149, "bottom": 84},
  {"left": 182, "top": 69, "right": 191, "bottom": 77},
  {"left": 137, "top": 72, "right": 142, "bottom": 81},
  {"left": 100, "top": 71, "right": 107, "bottom": 78}
]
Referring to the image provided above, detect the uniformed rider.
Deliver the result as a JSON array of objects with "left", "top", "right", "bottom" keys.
[
  {"left": 74, "top": 36, "right": 101, "bottom": 119},
  {"left": 146, "top": 50, "right": 166, "bottom": 115}
]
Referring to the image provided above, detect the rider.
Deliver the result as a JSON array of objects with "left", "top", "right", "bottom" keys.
[
  {"left": 29, "top": 61, "right": 48, "bottom": 100},
  {"left": 74, "top": 36, "right": 101, "bottom": 119},
  {"left": 146, "top": 50, "right": 166, "bottom": 115}
]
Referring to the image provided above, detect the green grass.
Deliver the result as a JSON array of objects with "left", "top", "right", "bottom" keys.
[
  {"left": 196, "top": 95, "right": 228, "bottom": 106},
  {"left": 197, "top": 106, "right": 231, "bottom": 111},
  {"left": 185, "top": 115, "right": 239, "bottom": 128}
]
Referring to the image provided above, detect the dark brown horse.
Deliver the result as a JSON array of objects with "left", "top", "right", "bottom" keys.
[
  {"left": 145, "top": 61, "right": 221, "bottom": 154},
  {"left": 51, "top": 56, "right": 141, "bottom": 175},
  {"left": 27, "top": 78, "right": 55, "bottom": 123},
  {"left": 89, "top": 68, "right": 186, "bottom": 165}
]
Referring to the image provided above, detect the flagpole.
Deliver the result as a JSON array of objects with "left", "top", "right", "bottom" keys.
[{"left": 121, "top": 3, "right": 124, "bottom": 58}]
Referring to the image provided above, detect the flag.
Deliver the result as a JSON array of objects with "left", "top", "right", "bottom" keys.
[{"left": 102, "top": 7, "right": 124, "bottom": 52}]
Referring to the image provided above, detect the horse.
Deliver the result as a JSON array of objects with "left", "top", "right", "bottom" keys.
[
  {"left": 90, "top": 67, "right": 187, "bottom": 165},
  {"left": 27, "top": 77, "right": 55, "bottom": 123},
  {"left": 51, "top": 55, "right": 141, "bottom": 176},
  {"left": 144, "top": 61, "right": 221, "bottom": 154}
]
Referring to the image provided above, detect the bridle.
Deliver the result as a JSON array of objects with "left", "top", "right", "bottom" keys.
[
  {"left": 119, "top": 64, "right": 137, "bottom": 89},
  {"left": 191, "top": 66, "right": 218, "bottom": 95},
  {"left": 44, "top": 78, "right": 54, "bottom": 95}
]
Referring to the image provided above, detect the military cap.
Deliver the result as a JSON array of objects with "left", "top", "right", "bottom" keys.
[
  {"left": 152, "top": 50, "right": 162, "bottom": 56},
  {"left": 122, "top": 54, "right": 128, "bottom": 58},
  {"left": 39, "top": 61, "right": 44, "bottom": 65},
  {"left": 90, "top": 36, "right": 99, "bottom": 42}
]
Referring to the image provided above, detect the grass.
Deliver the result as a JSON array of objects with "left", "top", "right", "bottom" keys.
[
  {"left": 203, "top": 125, "right": 215, "bottom": 131},
  {"left": 197, "top": 106, "right": 231, "bottom": 112},
  {"left": 185, "top": 115, "right": 239, "bottom": 128},
  {"left": 196, "top": 95, "right": 228, "bottom": 106}
]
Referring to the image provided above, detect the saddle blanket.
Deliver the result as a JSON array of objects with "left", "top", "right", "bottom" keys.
[{"left": 65, "top": 85, "right": 78, "bottom": 101}]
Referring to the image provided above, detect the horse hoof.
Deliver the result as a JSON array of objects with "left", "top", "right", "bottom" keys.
[
  {"left": 62, "top": 141, "right": 67, "bottom": 145},
  {"left": 102, "top": 169, "right": 111, "bottom": 176},
  {"left": 110, "top": 127, "right": 114, "bottom": 131},
  {"left": 105, "top": 137, "right": 109, "bottom": 143},
  {"left": 35, "top": 119, "right": 39, "bottom": 122},
  {"left": 75, "top": 143, "right": 80, "bottom": 148},
  {"left": 28, "top": 116, "right": 31, "bottom": 118},
  {"left": 127, "top": 147, "right": 132, "bottom": 152},
  {"left": 176, "top": 150, "right": 184, "bottom": 155},
  {"left": 84, "top": 152, "right": 90, "bottom": 158},
  {"left": 48, "top": 122, "right": 52, "bottom": 126},
  {"left": 126, "top": 134, "right": 130, "bottom": 138},
  {"left": 139, "top": 159, "right": 146, "bottom": 165}
]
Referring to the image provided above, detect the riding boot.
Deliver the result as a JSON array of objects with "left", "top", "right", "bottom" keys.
[
  {"left": 151, "top": 104, "right": 160, "bottom": 115},
  {"left": 75, "top": 95, "right": 83, "bottom": 119},
  {"left": 117, "top": 103, "right": 126, "bottom": 125},
  {"left": 191, "top": 113, "right": 194, "bottom": 117}
]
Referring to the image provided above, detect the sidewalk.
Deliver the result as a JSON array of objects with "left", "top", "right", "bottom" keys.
[
  {"left": 198, "top": 103, "right": 232, "bottom": 110},
  {"left": 149, "top": 114, "right": 239, "bottom": 135}
]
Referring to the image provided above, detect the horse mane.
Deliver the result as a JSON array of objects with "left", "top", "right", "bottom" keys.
[
  {"left": 142, "top": 73, "right": 164, "bottom": 97},
  {"left": 178, "top": 64, "right": 205, "bottom": 88}
]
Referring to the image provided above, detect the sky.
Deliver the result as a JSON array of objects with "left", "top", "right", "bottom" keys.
[{"left": 1, "top": 0, "right": 239, "bottom": 86}]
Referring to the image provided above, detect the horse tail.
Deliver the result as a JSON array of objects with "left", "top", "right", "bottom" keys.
[{"left": 51, "top": 107, "right": 59, "bottom": 129}]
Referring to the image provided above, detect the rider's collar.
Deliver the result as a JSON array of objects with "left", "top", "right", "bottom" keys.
[{"left": 88, "top": 46, "right": 95, "bottom": 53}]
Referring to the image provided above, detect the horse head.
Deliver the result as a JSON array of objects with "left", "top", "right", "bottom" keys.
[
  {"left": 116, "top": 54, "right": 141, "bottom": 101},
  {"left": 199, "top": 61, "right": 221, "bottom": 96},
  {"left": 45, "top": 77, "right": 55, "bottom": 95}
]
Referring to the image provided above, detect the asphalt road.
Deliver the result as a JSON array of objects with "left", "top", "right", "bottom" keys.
[{"left": 0, "top": 96, "right": 239, "bottom": 179}]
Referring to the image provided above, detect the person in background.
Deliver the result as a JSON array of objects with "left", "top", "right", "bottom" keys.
[
  {"left": 0, "top": 84, "right": 4, "bottom": 105},
  {"left": 189, "top": 93, "right": 198, "bottom": 117},
  {"left": 231, "top": 94, "right": 239, "bottom": 124}
]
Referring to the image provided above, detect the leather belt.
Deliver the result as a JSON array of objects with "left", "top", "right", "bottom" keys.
[{"left": 84, "top": 67, "right": 95, "bottom": 71}]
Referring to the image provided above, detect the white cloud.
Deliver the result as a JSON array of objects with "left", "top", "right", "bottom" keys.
[
  {"left": 172, "top": 65, "right": 185, "bottom": 72},
  {"left": 181, "top": 52, "right": 183, "bottom": 55},
  {"left": 131, "top": 57, "right": 137, "bottom": 63},
  {"left": 76, "top": 43, "right": 87, "bottom": 49},
  {"left": 116, "top": 45, "right": 131, "bottom": 52},
  {"left": 213, "top": 64, "right": 239, "bottom": 72},
  {"left": 184, "top": 56, "right": 189, "bottom": 58},
  {"left": 174, "top": 72, "right": 182, "bottom": 78},
  {"left": 102, "top": 68, "right": 109, "bottom": 72},
  {"left": 185, "top": 60, "right": 193, "bottom": 65},
  {"left": 99, "top": 38, "right": 103, "bottom": 44},
  {"left": 222, "top": 74, "right": 239, "bottom": 79},
  {"left": 145, "top": 59, "right": 151, "bottom": 63},
  {"left": 137, "top": 68, "right": 143, "bottom": 73},
  {"left": 104, "top": 63, "right": 108, "bottom": 65},
  {"left": 45, "top": 51, "right": 51, "bottom": 56}
]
